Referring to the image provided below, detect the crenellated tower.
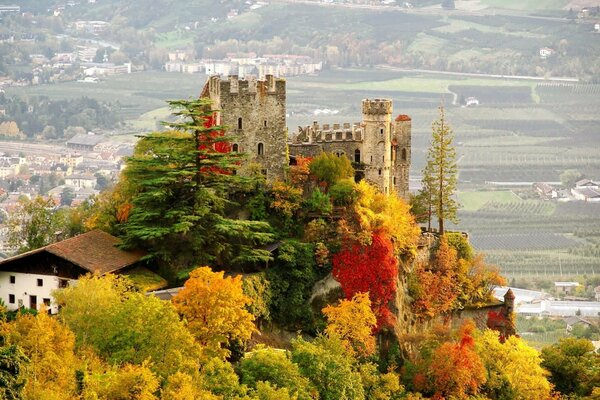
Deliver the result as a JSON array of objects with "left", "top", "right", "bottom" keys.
[
  {"left": 202, "top": 74, "right": 288, "bottom": 180},
  {"left": 361, "top": 99, "right": 395, "bottom": 195}
]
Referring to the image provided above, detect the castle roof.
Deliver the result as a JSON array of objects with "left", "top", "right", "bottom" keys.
[{"left": 395, "top": 114, "right": 411, "bottom": 122}]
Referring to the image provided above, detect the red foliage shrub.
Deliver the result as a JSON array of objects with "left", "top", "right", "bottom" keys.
[{"left": 332, "top": 230, "right": 398, "bottom": 329}]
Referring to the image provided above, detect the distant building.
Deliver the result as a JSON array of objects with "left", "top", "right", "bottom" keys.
[
  {"left": 0, "top": 5, "right": 20, "bottom": 16},
  {"left": 565, "top": 316, "right": 593, "bottom": 333},
  {"left": 575, "top": 178, "right": 598, "bottom": 189},
  {"left": 571, "top": 187, "right": 600, "bottom": 202},
  {"left": 533, "top": 182, "right": 557, "bottom": 199},
  {"left": 555, "top": 281, "right": 580, "bottom": 295},
  {"left": 66, "top": 133, "right": 104, "bottom": 151},
  {"left": 539, "top": 47, "right": 556, "bottom": 59},
  {"left": 64, "top": 173, "right": 97, "bottom": 189},
  {"left": 465, "top": 97, "right": 479, "bottom": 107}
]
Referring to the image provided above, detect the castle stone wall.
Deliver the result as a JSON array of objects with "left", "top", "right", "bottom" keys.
[{"left": 203, "top": 75, "right": 288, "bottom": 180}]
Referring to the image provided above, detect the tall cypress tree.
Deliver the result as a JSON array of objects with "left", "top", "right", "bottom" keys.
[
  {"left": 421, "top": 106, "right": 458, "bottom": 235},
  {"left": 121, "top": 98, "right": 273, "bottom": 271}
]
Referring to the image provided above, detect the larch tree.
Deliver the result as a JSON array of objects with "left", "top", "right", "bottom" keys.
[{"left": 421, "top": 106, "right": 458, "bottom": 235}]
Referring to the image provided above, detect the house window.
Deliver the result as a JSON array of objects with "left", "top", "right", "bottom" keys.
[
  {"left": 59, "top": 279, "right": 69, "bottom": 288},
  {"left": 354, "top": 149, "right": 361, "bottom": 163},
  {"left": 263, "top": 120, "right": 268, "bottom": 128},
  {"left": 232, "top": 143, "right": 239, "bottom": 152},
  {"left": 8, "top": 294, "right": 15, "bottom": 304},
  {"left": 9, "top": 275, "right": 15, "bottom": 284},
  {"left": 37, "top": 278, "right": 43, "bottom": 287},
  {"left": 394, "top": 177, "right": 397, "bottom": 185},
  {"left": 258, "top": 143, "right": 264, "bottom": 155},
  {"left": 237, "top": 117, "right": 243, "bottom": 130},
  {"left": 370, "top": 156, "right": 373, "bottom": 163},
  {"left": 378, "top": 169, "right": 382, "bottom": 176},
  {"left": 402, "top": 148, "right": 407, "bottom": 161}
]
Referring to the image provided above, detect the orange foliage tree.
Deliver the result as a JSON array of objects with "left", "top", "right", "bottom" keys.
[
  {"left": 428, "top": 322, "right": 486, "bottom": 399},
  {"left": 322, "top": 292, "right": 377, "bottom": 357},
  {"left": 332, "top": 230, "right": 398, "bottom": 329},
  {"left": 411, "top": 236, "right": 460, "bottom": 317},
  {"left": 172, "top": 267, "right": 256, "bottom": 358}
]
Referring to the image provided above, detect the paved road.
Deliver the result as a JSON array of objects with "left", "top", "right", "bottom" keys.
[{"left": 376, "top": 65, "right": 580, "bottom": 83}]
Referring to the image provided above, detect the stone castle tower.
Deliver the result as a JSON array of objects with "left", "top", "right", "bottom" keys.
[
  {"left": 201, "top": 75, "right": 411, "bottom": 198},
  {"left": 201, "top": 74, "right": 288, "bottom": 180},
  {"left": 290, "top": 99, "right": 411, "bottom": 199}
]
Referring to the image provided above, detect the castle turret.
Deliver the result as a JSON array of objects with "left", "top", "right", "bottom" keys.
[
  {"left": 361, "top": 99, "right": 393, "bottom": 194},
  {"left": 393, "top": 114, "right": 412, "bottom": 198}
]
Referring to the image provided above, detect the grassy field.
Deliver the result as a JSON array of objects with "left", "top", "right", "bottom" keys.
[{"left": 458, "top": 190, "right": 521, "bottom": 211}]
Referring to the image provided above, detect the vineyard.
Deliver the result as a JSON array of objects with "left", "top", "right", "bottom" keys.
[
  {"left": 484, "top": 250, "right": 599, "bottom": 278},
  {"left": 471, "top": 233, "right": 581, "bottom": 251},
  {"left": 479, "top": 200, "right": 555, "bottom": 216}
]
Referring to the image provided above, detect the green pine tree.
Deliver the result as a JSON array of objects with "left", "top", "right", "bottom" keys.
[
  {"left": 121, "top": 98, "right": 274, "bottom": 271},
  {"left": 421, "top": 106, "right": 458, "bottom": 235}
]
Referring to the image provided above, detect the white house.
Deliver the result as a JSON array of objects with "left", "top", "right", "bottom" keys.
[
  {"left": 0, "top": 230, "right": 148, "bottom": 314},
  {"left": 65, "top": 173, "right": 97, "bottom": 189},
  {"left": 571, "top": 187, "right": 600, "bottom": 202},
  {"left": 539, "top": 47, "right": 556, "bottom": 59},
  {"left": 575, "top": 179, "right": 598, "bottom": 189}
]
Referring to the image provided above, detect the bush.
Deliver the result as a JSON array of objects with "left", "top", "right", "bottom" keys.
[
  {"left": 329, "top": 179, "right": 358, "bottom": 206},
  {"left": 304, "top": 189, "right": 332, "bottom": 215}
]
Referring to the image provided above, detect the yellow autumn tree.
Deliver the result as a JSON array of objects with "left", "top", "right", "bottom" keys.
[
  {"left": 353, "top": 180, "right": 419, "bottom": 254},
  {"left": 82, "top": 362, "right": 160, "bottom": 400},
  {"left": 322, "top": 292, "right": 377, "bottom": 357},
  {"left": 173, "top": 266, "right": 256, "bottom": 357},
  {"left": 1, "top": 309, "right": 79, "bottom": 400},
  {"left": 161, "top": 372, "right": 221, "bottom": 400},
  {"left": 474, "top": 329, "right": 552, "bottom": 400}
]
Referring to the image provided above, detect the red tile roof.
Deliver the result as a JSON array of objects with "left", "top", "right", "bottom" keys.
[
  {"left": 0, "top": 230, "right": 145, "bottom": 275},
  {"left": 395, "top": 114, "right": 411, "bottom": 122}
]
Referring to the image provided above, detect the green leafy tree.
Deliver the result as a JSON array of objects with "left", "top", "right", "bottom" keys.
[
  {"left": 0, "top": 343, "right": 29, "bottom": 400},
  {"left": 54, "top": 274, "right": 200, "bottom": 380},
  {"left": 309, "top": 152, "right": 354, "bottom": 189},
  {"left": 541, "top": 337, "right": 599, "bottom": 397},
  {"left": 6, "top": 196, "right": 61, "bottom": 253},
  {"left": 239, "top": 346, "right": 315, "bottom": 400},
  {"left": 120, "top": 98, "right": 273, "bottom": 270},
  {"left": 421, "top": 106, "right": 458, "bottom": 235},
  {"left": 291, "top": 335, "right": 365, "bottom": 400},
  {"left": 266, "top": 240, "right": 319, "bottom": 330}
]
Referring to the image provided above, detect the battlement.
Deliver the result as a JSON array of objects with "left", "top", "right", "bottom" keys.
[
  {"left": 362, "top": 99, "right": 392, "bottom": 115},
  {"left": 295, "top": 121, "right": 364, "bottom": 143},
  {"left": 206, "top": 74, "right": 285, "bottom": 98}
]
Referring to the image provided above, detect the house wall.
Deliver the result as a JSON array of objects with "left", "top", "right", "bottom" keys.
[{"left": 0, "top": 271, "right": 73, "bottom": 314}]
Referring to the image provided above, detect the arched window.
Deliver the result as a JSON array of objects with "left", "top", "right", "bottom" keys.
[
  {"left": 232, "top": 143, "right": 239, "bottom": 152},
  {"left": 354, "top": 149, "right": 361, "bottom": 163},
  {"left": 258, "top": 143, "right": 264, "bottom": 155},
  {"left": 238, "top": 117, "right": 243, "bottom": 130},
  {"left": 402, "top": 148, "right": 407, "bottom": 161}
]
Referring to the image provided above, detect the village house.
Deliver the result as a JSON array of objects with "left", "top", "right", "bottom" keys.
[
  {"left": 539, "top": 47, "right": 556, "bottom": 59},
  {"left": 571, "top": 179, "right": 600, "bottom": 202},
  {"left": 565, "top": 316, "right": 594, "bottom": 333},
  {"left": 0, "top": 230, "right": 163, "bottom": 314},
  {"left": 64, "top": 173, "right": 97, "bottom": 189},
  {"left": 554, "top": 281, "right": 580, "bottom": 295},
  {"left": 66, "top": 133, "right": 104, "bottom": 151},
  {"left": 533, "top": 182, "right": 558, "bottom": 199}
]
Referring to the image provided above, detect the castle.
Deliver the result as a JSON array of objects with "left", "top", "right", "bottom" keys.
[{"left": 201, "top": 75, "right": 411, "bottom": 198}]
